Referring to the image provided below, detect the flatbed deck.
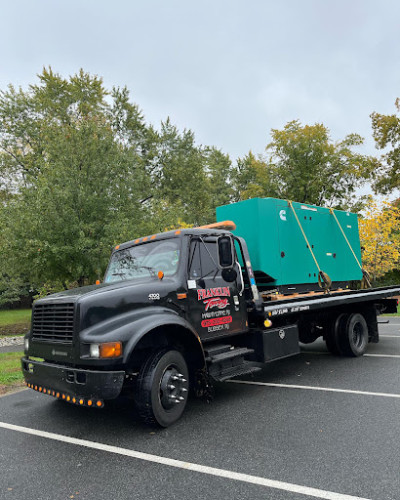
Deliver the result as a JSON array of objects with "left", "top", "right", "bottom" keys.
[{"left": 263, "top": 285, "right": 400, "bottom": 319}]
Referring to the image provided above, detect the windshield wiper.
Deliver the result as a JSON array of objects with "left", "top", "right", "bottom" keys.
[
  {"left": 112, "top": 272, "right": 126, "bottom": 279},
  {"left": 138, "top": 265, "right": 156, "bottom": 277}
]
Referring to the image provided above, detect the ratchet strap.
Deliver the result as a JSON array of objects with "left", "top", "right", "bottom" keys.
[
  {"left": 329, "top": 209, "right": 371, "bottom": 289},
  {"left": 288, "top": 201, "right": 332, "bottom": 292}
]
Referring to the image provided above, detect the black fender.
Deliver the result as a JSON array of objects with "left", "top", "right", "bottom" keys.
[{"left": 79, "top": 306, "right": 206, "bottom": 367}]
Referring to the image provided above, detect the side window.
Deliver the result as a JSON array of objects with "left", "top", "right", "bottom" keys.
[
  {"left": 188, "top": 239, "right": 219, "bottom": 279},
  {"left": 188, "top": 240, "right": 201, "bottom": 278},
  {"left": 200, "top": 242, "right": 219, "bottom": 277}
]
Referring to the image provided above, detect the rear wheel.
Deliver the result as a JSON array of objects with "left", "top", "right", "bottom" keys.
[
  {"left": 325, "top": 313, "right": 348, "bottom": 355},
  {"left": 135, "top": 349, "right": 189, "bottom": 427},
  {"left": 338, "top": 313, "right": 368, "bottom": 357}
]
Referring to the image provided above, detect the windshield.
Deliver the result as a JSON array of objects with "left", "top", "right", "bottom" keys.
[{"left": 104, "top": 239, "right": 181, "bottom": 283}]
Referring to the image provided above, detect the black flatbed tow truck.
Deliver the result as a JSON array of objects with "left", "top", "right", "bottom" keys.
[{"left": 22, "top": 225, "right": 399, "bottom": 427}]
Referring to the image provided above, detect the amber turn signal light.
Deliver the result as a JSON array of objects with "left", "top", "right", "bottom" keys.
[
  {"left": 99, "top": 342, "right": 122, "bottom": 358},
  {"left": 158, "top": 271, "right": 164, "bottom": 280}
]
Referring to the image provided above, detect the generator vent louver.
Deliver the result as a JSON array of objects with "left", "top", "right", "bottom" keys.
[{"left": 32, "top": 303, "right": 75, "bottom": 344}]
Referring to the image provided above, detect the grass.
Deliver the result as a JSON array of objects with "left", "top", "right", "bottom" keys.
[
  {"left": 0, "top": 351, "right": 25, "bottom": 394},
  {"left": 0, "top": 309, "right": 31, "bottom": 326},
  {"left": 0, "top": 309, "right": 31, "bottom": 336}
]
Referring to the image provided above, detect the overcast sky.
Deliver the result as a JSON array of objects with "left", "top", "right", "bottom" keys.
[{"left": 1, "top": 0, "right": 399, "bottom": 162}]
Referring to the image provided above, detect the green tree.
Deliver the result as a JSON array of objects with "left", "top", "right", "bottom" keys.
[
  {"left": 150, "top": 118, "right": 211, "bottom": 226},
  {"left": 371, "top": 98, "right": 400, "bottom": 194},
  {"left": 204, "top": 147, "right": 234, "bottom": 220},
  {"left": 0, "top": 68, "right": 151, "bottom": 288},
  {"left": 233, "top": 152, "right": 268, "bottom": 202},
  {"left": 233, "top": 120, "right": 378, "bottom": 209}
]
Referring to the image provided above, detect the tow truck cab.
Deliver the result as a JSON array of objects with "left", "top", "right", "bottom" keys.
[{"left": 22, "top": 227, "right": 264, "bottom": 426}]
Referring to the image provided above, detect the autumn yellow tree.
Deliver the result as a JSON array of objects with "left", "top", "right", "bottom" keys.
[{"left": 359, "top": 200, "right": 400, "bottom": 282}]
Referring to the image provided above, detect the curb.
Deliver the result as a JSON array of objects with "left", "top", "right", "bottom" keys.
[
  {"left": 0, "top": 387, "right": 27, "bottom": 398},
  {"left": 0, "top": 336, "right": 24, "bottom": 348}
]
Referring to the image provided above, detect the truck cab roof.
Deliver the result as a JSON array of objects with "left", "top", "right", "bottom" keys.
[{"left": 115, "top": 227, "right": 234, "bottom": 252}]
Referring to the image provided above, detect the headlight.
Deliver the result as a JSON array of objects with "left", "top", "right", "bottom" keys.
[
  {"left": 90, "top": 342, "right": 122, "bottom": 359},
  {"left": 24, "top": 338, "right": 29, "bottom": 352},
  {"left": 90, "top": 344, "right": 100, "bottom": 358}
]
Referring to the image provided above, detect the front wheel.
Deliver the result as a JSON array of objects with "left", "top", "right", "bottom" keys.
[{"left": 135, "top": 349, "right": 189, "bottom": 427}]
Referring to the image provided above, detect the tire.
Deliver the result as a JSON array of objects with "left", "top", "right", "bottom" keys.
[
  {"left": 338, "top": 313, "right": 369, "bottom": 357},
  {"left": 135, "top": 349, "right": 189, "bottom": 428},
  {"left": 325, "top": 313, "right": 349, "bottom": 355}
]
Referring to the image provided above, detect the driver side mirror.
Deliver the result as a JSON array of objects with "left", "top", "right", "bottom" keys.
[
  {"left": 218, "top": 236, "right": 237, "bottom": 282},
  {"left": 218, "top": 236, "right": 234, "bottom": 268}
]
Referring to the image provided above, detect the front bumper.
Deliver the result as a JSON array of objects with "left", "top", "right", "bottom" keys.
[{"left": 21, "top": 357, "right": 125, "bottom": 404}]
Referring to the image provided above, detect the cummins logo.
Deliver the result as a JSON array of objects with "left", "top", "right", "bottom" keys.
[{"left": 278, "top": 329, "right": 285, "bottom": 340}]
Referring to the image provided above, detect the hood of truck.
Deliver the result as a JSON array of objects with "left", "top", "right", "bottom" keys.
[
  {"left": 38, "top": 279, "right": 159, "bottom": 300},
  {"left": 35, "top": 278, "right": 181, "bottom": 330}
]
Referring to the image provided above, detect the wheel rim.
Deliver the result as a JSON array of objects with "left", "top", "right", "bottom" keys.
[
  {"left": 159, "top": 364, "right": 188, "bottom": 410},
  {"left": 351, "top": 321, "right": 364, "bottom": 348}
]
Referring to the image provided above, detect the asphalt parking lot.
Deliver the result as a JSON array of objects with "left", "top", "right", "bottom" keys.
[{"left": 1, "top": 318, "right": 399, "bottom": 500}]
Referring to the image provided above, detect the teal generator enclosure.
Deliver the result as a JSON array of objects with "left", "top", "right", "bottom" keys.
[{"left": 216, "top": 198, "right": 363, "bottom": 292}]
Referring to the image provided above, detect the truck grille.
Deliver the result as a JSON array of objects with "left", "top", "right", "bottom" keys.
[{"left": 32, "top": 303, "right": 75, "bottom": 344}]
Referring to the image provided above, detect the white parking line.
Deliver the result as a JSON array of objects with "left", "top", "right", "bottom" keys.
[
  {"left": 0, "top": 421, "right": 372, "bottom": 500},
  {"left": 379, "top": 335, "right": 400, "bottom": 338},
  {"left": 300, "top": 351, "right": 400, "bottom": 359},
  {"left": 227, "top": 380, "right": 400, "bottom": 399},
  {"left": 365, "top": 354, "right": 400, "bottom": 358}
]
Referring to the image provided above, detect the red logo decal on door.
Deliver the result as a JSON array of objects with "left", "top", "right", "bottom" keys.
[
  {"left": 203, "top": 297, "right": 229, "bottom": 311},
  {"left": 201, "top": 316, "right": 232, "bottom": 328}
]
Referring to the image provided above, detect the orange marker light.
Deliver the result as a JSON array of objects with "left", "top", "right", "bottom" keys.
[
  {"left": 66, "top": 395, "right": 71, "bottom": 402},
  {"left": 143, "top": 237, "right": 148, "bottom": 242},
  {"left": 39, "top": 387, "right": 42, "bottom": 392},
  {"left": 158, "top": 271, "right": 164, "bottom": 280},
  {"left": 56, "top": 393, "right": 60, "bottom": 398},
  {"left": 62, "top": 394, "right": 66, "bottom": 400},
  {"left": 43, "top": 389, "right": 47, "bottom": 393},
  {"left": 198, "top": 220, "right": 236, "bottom": 231},
  {"left": 99, "top": 342, "right": 122, "bottom": 358},
  {"left": 96, "top": 400, "right": 103, "bottom": 407},
  {"left": 95, "top": 280, "right": 101, "bottom": 285},
  {"left": 87, "top": 400, "right": 93, "bottom": 406},
  {"left": 34, "top": 385, "right": 37, "bottom": 390},
  {"left": 135, "top": 239, "right": 140, "bottom": 244},
  {"left": 175, "top": 230, "right": 181, "bottom": 235},
  {"left": 177, "top": 293, "right": 187, "bottom": 300},
  {"left": 150, "top": 235, "right": 156, "bottom": 240},
  {"left": 79, "top": 399, "right": 84, "bottom": 405},
  {"left": 72, "top": 397, "right": 76, "bottom": 404},
  {"left": 115, "top": 245, "right": 120, "bottom": 250}
]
